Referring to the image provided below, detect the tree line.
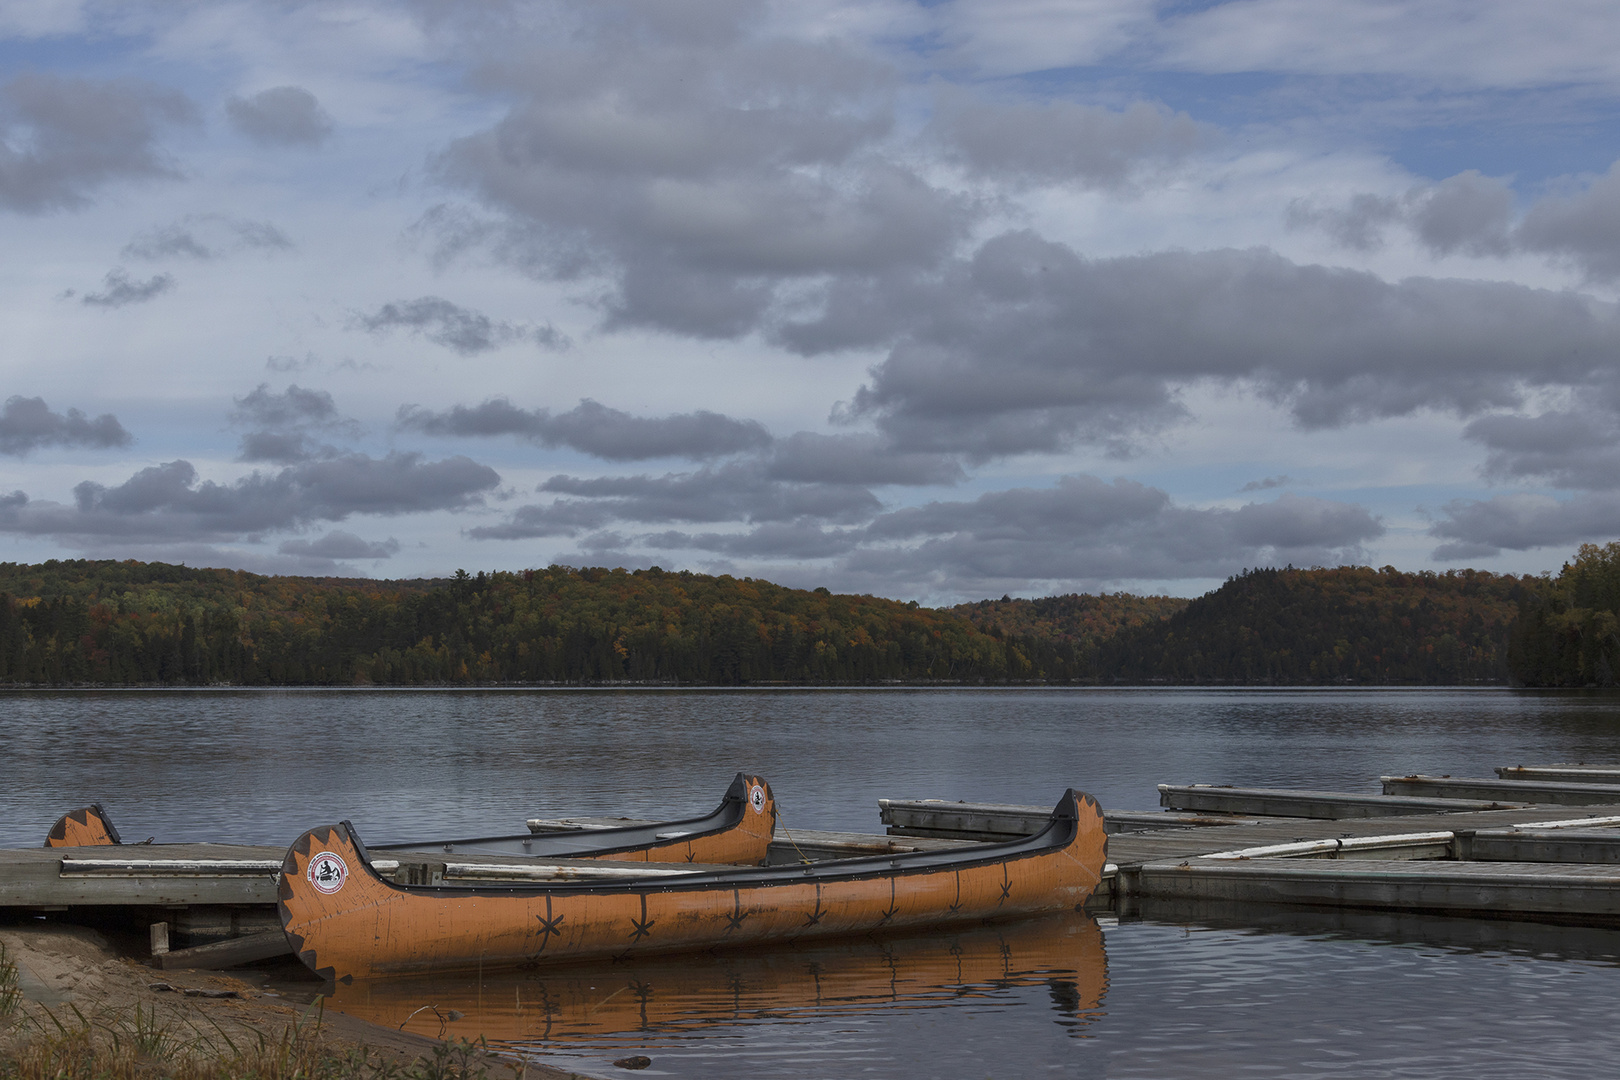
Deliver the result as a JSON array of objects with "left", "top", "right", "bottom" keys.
[{"left": 0, "top": 551, "right": 1607, "bottom": 686}]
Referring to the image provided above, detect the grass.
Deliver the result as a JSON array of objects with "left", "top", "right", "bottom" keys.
[
  {"left": 0, "top": 991, "right": 520, "bottom": 1080},
  {"left": 0, "top": 944, "right": 20, "bottom": 1020}
]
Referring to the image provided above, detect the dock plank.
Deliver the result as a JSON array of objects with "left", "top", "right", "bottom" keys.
[
  {"left": 1131, "top": 857, "right": 1620, "bottom": 923},
  {"left": 1160, "top": 784, "right": 1524, "bottom": 818},
  {"left": 1383, "top": 775, "right": 1620, "bottom": 805}
]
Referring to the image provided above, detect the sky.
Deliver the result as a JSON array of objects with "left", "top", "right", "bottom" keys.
[{"left": 5, "top": 1, "right": 1620, "bottom": 604}]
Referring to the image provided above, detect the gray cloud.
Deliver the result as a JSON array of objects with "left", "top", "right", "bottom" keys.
[
  {"left": 843, "top": 480, "right": 1382, "bottom": 594},
  {"left": 1285, "top": 193, "right": 1404, "bottom": 252},
  {"left": 123, "top": 214, "right": 292, "bottom": 261},
  {"left": 0, "top": 395, "right": 133, "bottom": 456},
  {"left": 81, "top": 268, "right": 175, "bottom": 307},
  {"left": 0, "top": 452, "right": 499, "bottom": 544},
  {"left": 277, "top": 530, "right": 401, "bottom": 560},
  {"left": 427, "top": 2, "right": 976, "bottom": 339},
  {"left": 355, "top": 297, "right": 566, "bottom": 354},
  {"left": 1241, "top": 475, "right": 1294, "bottom": 492},
  {"left": 765, "top": 433, "right": 963, "bottom": 486},
  {"left": 1429, "top": 492, "right": 1620, "bottom": 559},
  {"left": 1289, "top": 172, "right": 1515, "bottom": 258},
  {"left": 935, "top": 95, "right": 1200, "bottom": 189},
  {"left": 231, "top": 384, "right": 361, "bottom": 463},
  {"left": 225, "top": 86, "right": 332, "bottom": 147},
  {"left": 468, "top": 460, "right": 883, "bottom": 540},
  {"left": 400, "top": 397, "right": 769, "bottom": 460},
  {"left": 1518, "top": 162, "right": 1620, "bottom": 280},
  {"left": 1291, "top": 164, "right": 1620, "bottom": 280},
  {"left": 0, "top": 73, "right": 193, "bottom": 213},
  {"left": 1463, "top": 406, "right": 1620, "bottom": 491},
  {"left": 1411, "top": 171, "right": 1515, "bottom": 257},
  {"left": 799, "top": 232, "right": 1620, "bottom": 457}
]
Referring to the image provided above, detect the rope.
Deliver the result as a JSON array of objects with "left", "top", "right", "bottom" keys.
[{"left": 775, "top": 803, "right": 813, "bottom": 864}]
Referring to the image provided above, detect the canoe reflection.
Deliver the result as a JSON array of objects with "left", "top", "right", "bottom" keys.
[{"left": 326, "top": 909, "right": 1107, "bottom": 1048}]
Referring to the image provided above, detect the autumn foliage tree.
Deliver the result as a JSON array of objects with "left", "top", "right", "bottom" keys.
[{"left": 1508, "top": 542, "right": 1620, "bottom": 686}]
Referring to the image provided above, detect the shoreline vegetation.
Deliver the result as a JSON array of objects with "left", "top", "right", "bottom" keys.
[
  {"left": 1, "top": 542, "right": 1619, "bottom": 688},
  {"left": 0, "top": 930, "right": 587, "bottom": 1080}
]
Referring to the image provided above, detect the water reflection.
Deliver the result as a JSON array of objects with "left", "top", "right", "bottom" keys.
[
  {"left": 1131, "top": 898, "right": 1620, "bottom": 964},
  {"left": 326, "top": 910, "right": 1107, "bottom": 1058}
]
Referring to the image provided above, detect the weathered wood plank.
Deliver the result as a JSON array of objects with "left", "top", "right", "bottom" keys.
[
  {"left": 1497, "top": 765, "right": 1620, "bottom": 784},
  {"left": 1383, "top": 775, "right": 1620, "bottom": 805},
  {"left": 1130, "top": 857, "right": 1620, "bottom": 923},
  {"left": 1460, "top": 828, "right": 1620, "bottom": 864},
  {"left": 1159, "top": 784, "right": 1522, "bottom": 818},
  {"left": 157, "top": 930, "right": 291, "bottom": 970},
  {"left": 879, "top": 799, "right": 1274, "bottom": 840}
]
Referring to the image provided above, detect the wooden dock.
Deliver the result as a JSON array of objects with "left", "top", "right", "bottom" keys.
[{"left": 11, "top": 762, "right": 1620, "bottom": 969}]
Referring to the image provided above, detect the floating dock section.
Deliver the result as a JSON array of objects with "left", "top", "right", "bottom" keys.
[{"left": 10, "top": 762, "right": 1620, "bottom": 970}]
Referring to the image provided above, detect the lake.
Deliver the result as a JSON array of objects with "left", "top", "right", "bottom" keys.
[{"left": 6, "top": 687, "right": 1620, "bottom": 1077}]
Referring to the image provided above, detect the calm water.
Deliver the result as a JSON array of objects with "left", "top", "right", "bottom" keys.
[{"left": 7, "top": 687, "right": 1620, "bottom": 1078}]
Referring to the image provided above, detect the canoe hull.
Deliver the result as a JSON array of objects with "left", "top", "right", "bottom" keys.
[
  {"left": 44, "top": 804, "right": 121, "bottom": 848},
  {"left": 279, "top": 790, "right": 1107, "bottom": 980}
]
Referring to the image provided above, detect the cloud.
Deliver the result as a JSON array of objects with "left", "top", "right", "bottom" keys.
[
  {"left": 122, "top": 214, "right": 292, "bottom": 261},
  {"left": 1156, "top": 0, "right": 1620, "bottom": 90},
  {"left": 225, "top": 85, "right": 332, "bottom": 147},
  {"left": 468, "top": 460, "right": 883, "bottom": 540},
  {"left": 765, "top": 433, "right": 964, "bottom": 486},
  {"left": 934, "top": 94, "right": 1200, "bottom": 189},
  {"left": 0, "top": 395, "right": 132, "bottom": 456},
  {"left": 1288, "top": 171, "right": 1516, "bottom": 257},
  {"left": 1429, "top": 491, "right": 1620, "bottom": 558},
  {"left": 0, "top": 452, "right": 500, "bottom": 544},
  {"left": 1517, "top": 161, "right": 1620, "bottom": 280},
  {"left": 1241, "top": 475, "right": 1293, "bottom": 492},
  {"left": 427, "top": 1, "right": 978, "bottom": 339},
  {"left": 230, "top": 383, "right": 362, "bottom": 463},
  {"left": 1291, "top": 164, "right": 1620, "bottom": 281},
  {"left": 804, "top": 232, "right": 1620, "bottom": 457},
  {"left": 400, "top": 397, "right": 770, "bottom": 461},
  {"left": 80, "top": 268, "right": 175, "bottom": 307},
  {"left": 277, "top": 530, "right": 400, "bottom": 560},
  {"left": 0, "top": 72, "right": 194, "bottom": 213},
  {"left": 1462, "top": 406, "right": 1620, "bottom": 491},
  {"left": 835, "top": 482, "right": 1380, "bottom": 595},
  {"left": 836, "top": 481, "right": 1383, "bottom": 594},
  {"left": 354, "top": 297, "right": 566, "bottom": 354}
]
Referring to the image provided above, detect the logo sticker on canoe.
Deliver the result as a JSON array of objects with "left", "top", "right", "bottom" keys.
[
  {"left": 749, "top": 784, "right": 766, "bottom": 814},
  {"left": 308, "top": 851, "right": 348, "bottom": 894}
]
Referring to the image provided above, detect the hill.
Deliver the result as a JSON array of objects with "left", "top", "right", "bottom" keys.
[
  {"left": 0, "top": 556, "right": 1566, "bottom": 686},
  {"left": 0, "top": 560, "right": 1030, "bottom": 686}
]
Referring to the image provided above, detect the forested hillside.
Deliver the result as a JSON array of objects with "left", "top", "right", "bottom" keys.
[
  {"left": 1105, "top": 566, "right": 1541, "bottom": 684},
  {"left": 0, "top": 560, "right": 1031, "bottom": 686},
  {"left": 1509, "top": 542, "right": 1620, "bottom": 686},
  {"left": 0, "top": 555, "right": 1572, "bottom": 686}
]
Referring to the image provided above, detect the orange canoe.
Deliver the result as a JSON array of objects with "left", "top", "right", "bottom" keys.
[
  {"left": 44, "top": 804, "right": 122, "bottom": 848},
  {"left": 279, "top": 788, "right": 1107, "bottom": 981},
  {"left": 370, "top": 772, "right": 776, "bottom": 867}
]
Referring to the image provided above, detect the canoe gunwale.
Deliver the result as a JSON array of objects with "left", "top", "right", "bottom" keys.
[
  {"left": 367, "top": 772, "right": 767, "bottom": 860},
  {"left": 338, "top": 788, "right": 1086, "bottom": 900}
]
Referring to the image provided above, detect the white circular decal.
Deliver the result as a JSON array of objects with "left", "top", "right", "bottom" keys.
[
  {"left": 307, "top": 851, "right": 349, "bottom": 894},
  {"left": 749, "top": 784, "right": 766, "bottom": 815}
]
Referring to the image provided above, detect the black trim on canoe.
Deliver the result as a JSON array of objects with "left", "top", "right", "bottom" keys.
[
  {"left": 44, "top": 803, "right": 122, "bottom": 847},
  {"left": 368, "top": 772, "right": 761, "bottom": 859},
  {"left": 330, "top": 788, "right": 1094, "bottom": 900}
]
